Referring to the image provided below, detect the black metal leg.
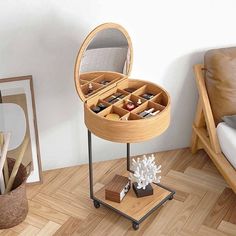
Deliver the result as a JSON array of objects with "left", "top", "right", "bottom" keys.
[
  {"left": 0, "top": 90, "right": 2, "bottom": 103},
  {"left": 127, "top": 143, "right": 134, "bottom": 173},
  {"left": 88, "top": 130, "right": 94, "bottom": 199},
  {"left": 127, "top": 143, "right": 130, "bottom": 172}
]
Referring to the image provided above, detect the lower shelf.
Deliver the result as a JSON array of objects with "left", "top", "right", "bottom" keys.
[{"left": 94, "top": 180, "right": 174, "bottom": 223}]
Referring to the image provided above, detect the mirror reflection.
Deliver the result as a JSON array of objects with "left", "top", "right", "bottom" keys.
[{"left": 79, "top": 28, "right": 131, "bottom": 98}]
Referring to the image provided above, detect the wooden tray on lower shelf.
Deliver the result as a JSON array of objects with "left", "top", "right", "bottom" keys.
[{"left": 94, "top": 181, "right": 174, "bottom": 222}]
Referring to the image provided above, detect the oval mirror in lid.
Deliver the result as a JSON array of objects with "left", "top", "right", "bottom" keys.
[{"left": 74, "top": 23, "right": 133, "bottom": 102}]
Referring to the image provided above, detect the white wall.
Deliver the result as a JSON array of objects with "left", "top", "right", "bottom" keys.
[{"left": 1, "top": 0, "right": 236, "bottom": 170}]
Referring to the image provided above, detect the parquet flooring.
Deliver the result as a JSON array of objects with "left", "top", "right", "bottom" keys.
[{"left": 0, "top": 148, "right": 235, "bottom": 235}]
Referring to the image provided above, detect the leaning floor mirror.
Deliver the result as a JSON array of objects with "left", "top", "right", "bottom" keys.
[{"left": 0, "top": 76, "right": 42, "bottom": 184}]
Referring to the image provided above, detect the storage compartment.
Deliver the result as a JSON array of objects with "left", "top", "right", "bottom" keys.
[
  {"left": 81, "top": 82, "right": 103, "bottom": 97},
  {"left": 77, "top": 72, "right": 126, "bottom": 100},
  {"left": 90, "top": 100, "right": 111, "bottom": 114},
  {"left": 80, "top": 72, "right": 103, "bottom": 81},
  {"left": 150, "top": 92, "right": 168, "bottom": 106},
  {"left": 104, "top": 89, "right": 129, "bottom": 104},
  {"left": 134, "top": 84, "right": 163, "bottom": 100},
  {"left": 99, "top": 105, "right": 129, "bottom": 120},
  {"left": 116, "top": 94, "right": 146, "bottom": 111},
  {"left": 93, "top": 74, "right": 122, "bottom": 85},
  {"left": 120, "top": 113, "right": 142, "bottom": 121},
  {"left": 119, "top": 81, "right": 146, "bottom": 93},
  {"left": 133, "top": 101, "right": 165, "bottom": 118}
]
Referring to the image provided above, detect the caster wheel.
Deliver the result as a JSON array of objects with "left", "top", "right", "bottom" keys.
[
  {"left": 169, "top": 195, "right": 174, "bottom": 200},
  {"left": 93, "top": 200, "right": 100, "bottom": 209},
  {"left": 132, "top": 222, "right": 139, "bottom": 230}
]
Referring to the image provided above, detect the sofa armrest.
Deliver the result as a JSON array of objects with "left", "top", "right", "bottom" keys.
[{"left": 193, "top": 64, "right": 221, "bottom": 154}]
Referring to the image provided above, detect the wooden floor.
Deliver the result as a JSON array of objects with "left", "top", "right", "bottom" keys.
[{"left": 0, "top": 148, "right": 236, "bottom": 236}]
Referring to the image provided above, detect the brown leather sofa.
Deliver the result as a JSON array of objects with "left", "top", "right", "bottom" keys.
[
  {"left": 205, "top": 47, "right": 236, "bottom": 124},
  {"left": 191, "top": 47, "right": 236, "bottom": 193}
]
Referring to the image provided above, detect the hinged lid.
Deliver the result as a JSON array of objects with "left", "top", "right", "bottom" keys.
[{"left": 74, "top": 23, "right": 133, "bottom": 102}]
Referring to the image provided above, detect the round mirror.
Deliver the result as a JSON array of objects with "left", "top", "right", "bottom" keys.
[{"left": 74, "top": 23, "right": 133, "bottom": 101}]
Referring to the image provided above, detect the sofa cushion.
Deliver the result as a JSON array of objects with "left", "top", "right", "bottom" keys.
[
  {"left": 217, "top": 122, "right": 236, "bottom": 169},
  {"left": 223, "top": 114, "right": 236, "bottom": 129},
  {"left": 204, "top": 47, "right": 236, "bottom": 124}
]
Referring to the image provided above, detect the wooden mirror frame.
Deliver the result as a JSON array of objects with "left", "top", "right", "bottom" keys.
[{"left": 74, "top": 23, "right": 133, "bottom": 101}]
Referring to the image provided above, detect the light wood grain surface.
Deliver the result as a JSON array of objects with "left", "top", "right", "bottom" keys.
[
  {"left": 84, "top": 78, "right": 171, "bottom": 143},
  {"left": 95, "top": 182, "right": 171, "bottom": 221},
  {"left": 0, "top": 148, "right": 235, "bottom": 235}
]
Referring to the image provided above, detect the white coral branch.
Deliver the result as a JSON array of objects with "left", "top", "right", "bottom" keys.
[{"left": 130, "top": 154, "right": 162, "bottom": 190}]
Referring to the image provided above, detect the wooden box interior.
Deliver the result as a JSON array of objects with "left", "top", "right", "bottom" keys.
[{"left": 80, "top": 72, "right": 169, "bottom": 122}]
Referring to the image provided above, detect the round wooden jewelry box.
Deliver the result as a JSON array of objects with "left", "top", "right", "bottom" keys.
[{"left": 74, "top": 23, "right": 170, "bottom": 143}]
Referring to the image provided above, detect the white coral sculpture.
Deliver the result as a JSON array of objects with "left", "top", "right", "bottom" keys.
[{"left": 130, "top": 154, "right": 161, "bottom": 190}]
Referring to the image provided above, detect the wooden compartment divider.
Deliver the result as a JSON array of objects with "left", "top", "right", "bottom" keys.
[
  {"left": 90, "top": 99, "right": 111, "bottom": 114},
  {"left": 121, "top": 81, "right": 145, "bottom": 93},
  {"left": 80, "top": 72, "right": 104, "bottom": 81},
  {"left": 122, "top": 113, "right": 143, "bottom": 120},
  {"left": 133, "top": 101, "right": 165, "bottom": 117},
  {"left": 81, "top": 82, "right": 104, "bottom": 97},
  {"left": 133, "top": 84, "right": 162, "bottom": 99},
  {"left": 130, "top": 85, "right": 147, "bottom": 94},
  {"left": 150, "top": 92, "right": 168, "bottom": 106},
  {"left": 130, "top": 100, "right": 149, "bottom": 114},
  {"left": 99, "top": 105, "right": 129, "bottom": 118},
  {"left": 103, "top": 89, "right": 130, "bottom": 104},
  {"left": 92, "top": 74, "right": 122, "bottom": 85},
  {"left": 80, "top": 80, "right": 88, "bottom": 85},
  {"left": 117, "top": 81, "right": 146, "bottom": 93},
  {"left": 116, "top": 94, "right": 146, "bottom": 111}
]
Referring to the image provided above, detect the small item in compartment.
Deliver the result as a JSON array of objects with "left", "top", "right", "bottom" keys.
[
  {"left": 141, "top": 93, "right": 154, "bottom": 100},
  {"left": 88, "top": 83, "right": 93, "bottom": 94},
  {"left": 138, "top": 108, "right": 155, "bottom": 117},
  {"left": 106, "top": 113, "right": 120, "bottom": 120},
  {"left": 112, "top": 95, "right": 125, "bottom": 103},
  {"left": 106, "top": 93, "right": 125, "bottom": 104},
  {"left": 137, "top": 99, "right": 142, "bottom": 106},
  {"left": 124, "top": 99, "right": 136, "bottom": 111},
  {"left": 124, "top": 88, "right": 136, "bottom": 93},
  {"left": 91, "top": 106, "right": 101, "bottom": 113},
  {"left": 145, "top": 110, "right": 160, "bottom": 118},
  {"left": 106, "top": 95, "right": 117, "bottom": 103},
  {"left": 100, "top": 80, "right": 110, "bottom": 85},
  {"left": 120, "top": 116, "right": 128, "bottom": 121},
  {"left": 105, "top": 175, "right": 131, "bottom": 203},
  {"left": 91, "top": 102, "right": 107, "bottom": 113},
  {"left": 98, "top": 102, "right": 107, "bottom": 110}
]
